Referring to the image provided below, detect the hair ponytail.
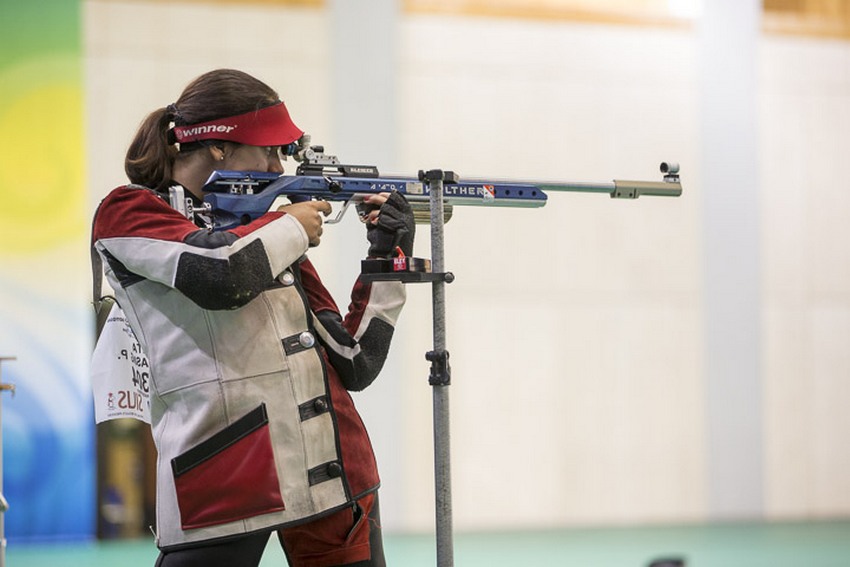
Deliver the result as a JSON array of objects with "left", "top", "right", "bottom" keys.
[
  {"left": 125, "top": 107, "right": 177, "bottom": 192},
  {"left": 124, "top": 69, "right": 280, "bottom": 191}
]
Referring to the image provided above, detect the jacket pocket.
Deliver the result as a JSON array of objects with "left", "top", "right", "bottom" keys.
[{"left": 171, "top": 404, "right": 285, "bottom": 530}]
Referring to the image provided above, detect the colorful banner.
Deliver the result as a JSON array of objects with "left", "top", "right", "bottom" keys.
[{"left": 0, "top": 0, "right": 94, "bottom": 541}]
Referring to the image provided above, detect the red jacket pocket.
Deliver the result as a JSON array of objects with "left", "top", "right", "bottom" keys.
[{"left": 171, "top": 404, "right": 285, "bottom": 530}]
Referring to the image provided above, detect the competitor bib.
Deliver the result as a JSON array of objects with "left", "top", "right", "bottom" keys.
[{"left": 90, "top": 302, "right": 151, "bottom": 423}]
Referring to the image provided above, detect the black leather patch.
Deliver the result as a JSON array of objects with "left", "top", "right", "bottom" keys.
[
  {"left": 324, "top": 318, "right": 394, "bottom": 392},
  {"left": 175, "top": 239, "right": 272, "bottom": 310}
]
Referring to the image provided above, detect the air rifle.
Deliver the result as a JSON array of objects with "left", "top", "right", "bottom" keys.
[
  {"left": 178, "top": 134, "right": 681, "bottom": 229},
  {"left": 171, "top": 134, "right": 682, "bottom": 277}
]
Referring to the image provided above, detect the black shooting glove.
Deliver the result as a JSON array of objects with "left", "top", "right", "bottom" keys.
[{"left": 366, "top": 191, "right": 415, "bottom": 258}]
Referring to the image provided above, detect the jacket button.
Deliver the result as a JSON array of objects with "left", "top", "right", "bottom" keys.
[
  {"left": 313, "top": 398, "right": 328, "bottom": 413},
  {"left": 298, "top": 332, "right": 315, "bottom": 348},
  {"left": 327, "top": 462, "right": 343, "bottom": 478},
  {"left": 280, "top": 271, "right": 295, "bottom": 286}
]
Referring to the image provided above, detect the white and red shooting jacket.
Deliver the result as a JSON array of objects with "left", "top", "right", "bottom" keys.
[{"left": 92, "top": 185, "right": 405, "bottom": 550}]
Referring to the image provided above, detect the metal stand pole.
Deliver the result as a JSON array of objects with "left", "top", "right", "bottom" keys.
[
  {"left": 0, "top": 356, "right": 16, "bottom": 567},
  {"left": 422, "top": 170, "right": 457, "bottom": 567}
]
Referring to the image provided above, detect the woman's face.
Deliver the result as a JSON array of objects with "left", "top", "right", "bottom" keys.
[{"left": 222, "top": 144, "right": 285, "bottom": 174}]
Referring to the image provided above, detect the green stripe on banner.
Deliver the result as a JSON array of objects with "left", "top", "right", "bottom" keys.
[{"left": 0, "top": 1, "right": 81, "bottom": 64}]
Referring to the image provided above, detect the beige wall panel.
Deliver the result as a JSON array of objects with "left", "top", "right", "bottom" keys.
[
  {"left": 397, "top": 15, "right": 704, "bottom": 530},
  {"left": 761, "top": 36, "right": 850, "bottom": 519}
]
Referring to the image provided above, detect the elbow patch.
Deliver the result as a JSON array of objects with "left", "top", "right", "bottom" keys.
[
  {"left": 175, "top": 239, "right": 273, "bottom": 310},
  {"left": 324, "top": 317, "right": 394, "bottom": 392}
]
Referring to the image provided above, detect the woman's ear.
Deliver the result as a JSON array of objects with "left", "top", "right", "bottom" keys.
[{"left": 209, "top": 144, "right": 226, "bottom": 162}]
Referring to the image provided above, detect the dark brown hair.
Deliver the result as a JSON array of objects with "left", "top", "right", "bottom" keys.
[{"left": 124, "top": 69, "right": 280, "bottom": 191}]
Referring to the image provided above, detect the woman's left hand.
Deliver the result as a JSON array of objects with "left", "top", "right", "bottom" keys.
[
  {"left": 359, "top": 193, "right": 390, "bottom": 225},
  {"left": 364, "top": 191, "right": 415, "bottom": 258}
]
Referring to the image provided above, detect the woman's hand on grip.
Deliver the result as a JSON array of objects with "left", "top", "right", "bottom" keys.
[{"left": 277, "top": 200, "right": 332, "bottom": 247}]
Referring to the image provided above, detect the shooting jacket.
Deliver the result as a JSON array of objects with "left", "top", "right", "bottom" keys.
[{"left": 92, "top": 184, "right": 405, "bottom": 550}]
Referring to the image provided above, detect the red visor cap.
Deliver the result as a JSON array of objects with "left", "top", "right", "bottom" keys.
[{"left": 172, "top": 102, "right": 303, "bottom": 146}]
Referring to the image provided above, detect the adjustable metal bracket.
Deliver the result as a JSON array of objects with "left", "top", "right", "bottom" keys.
[{"left": 426, "top": 350, "right": 452, "bottom": 386}]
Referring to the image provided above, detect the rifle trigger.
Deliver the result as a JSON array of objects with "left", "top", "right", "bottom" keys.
[{"left": 326, "top": 199, "right": 354, "bottom": 225}]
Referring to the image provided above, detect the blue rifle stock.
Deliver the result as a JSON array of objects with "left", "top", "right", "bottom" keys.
[{"left": 198, "top": 169, "right": 554, "bottom": 231}]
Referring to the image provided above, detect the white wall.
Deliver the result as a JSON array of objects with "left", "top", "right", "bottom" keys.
[
  {"left": 394, "top": 16, "right": 703, "bottom": 530},
  {"left": 760, "top": 35, "right": 850, "bottom": 519},
  {"left": 84, "top": 0, "right": 850, "bottom": 533}
]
